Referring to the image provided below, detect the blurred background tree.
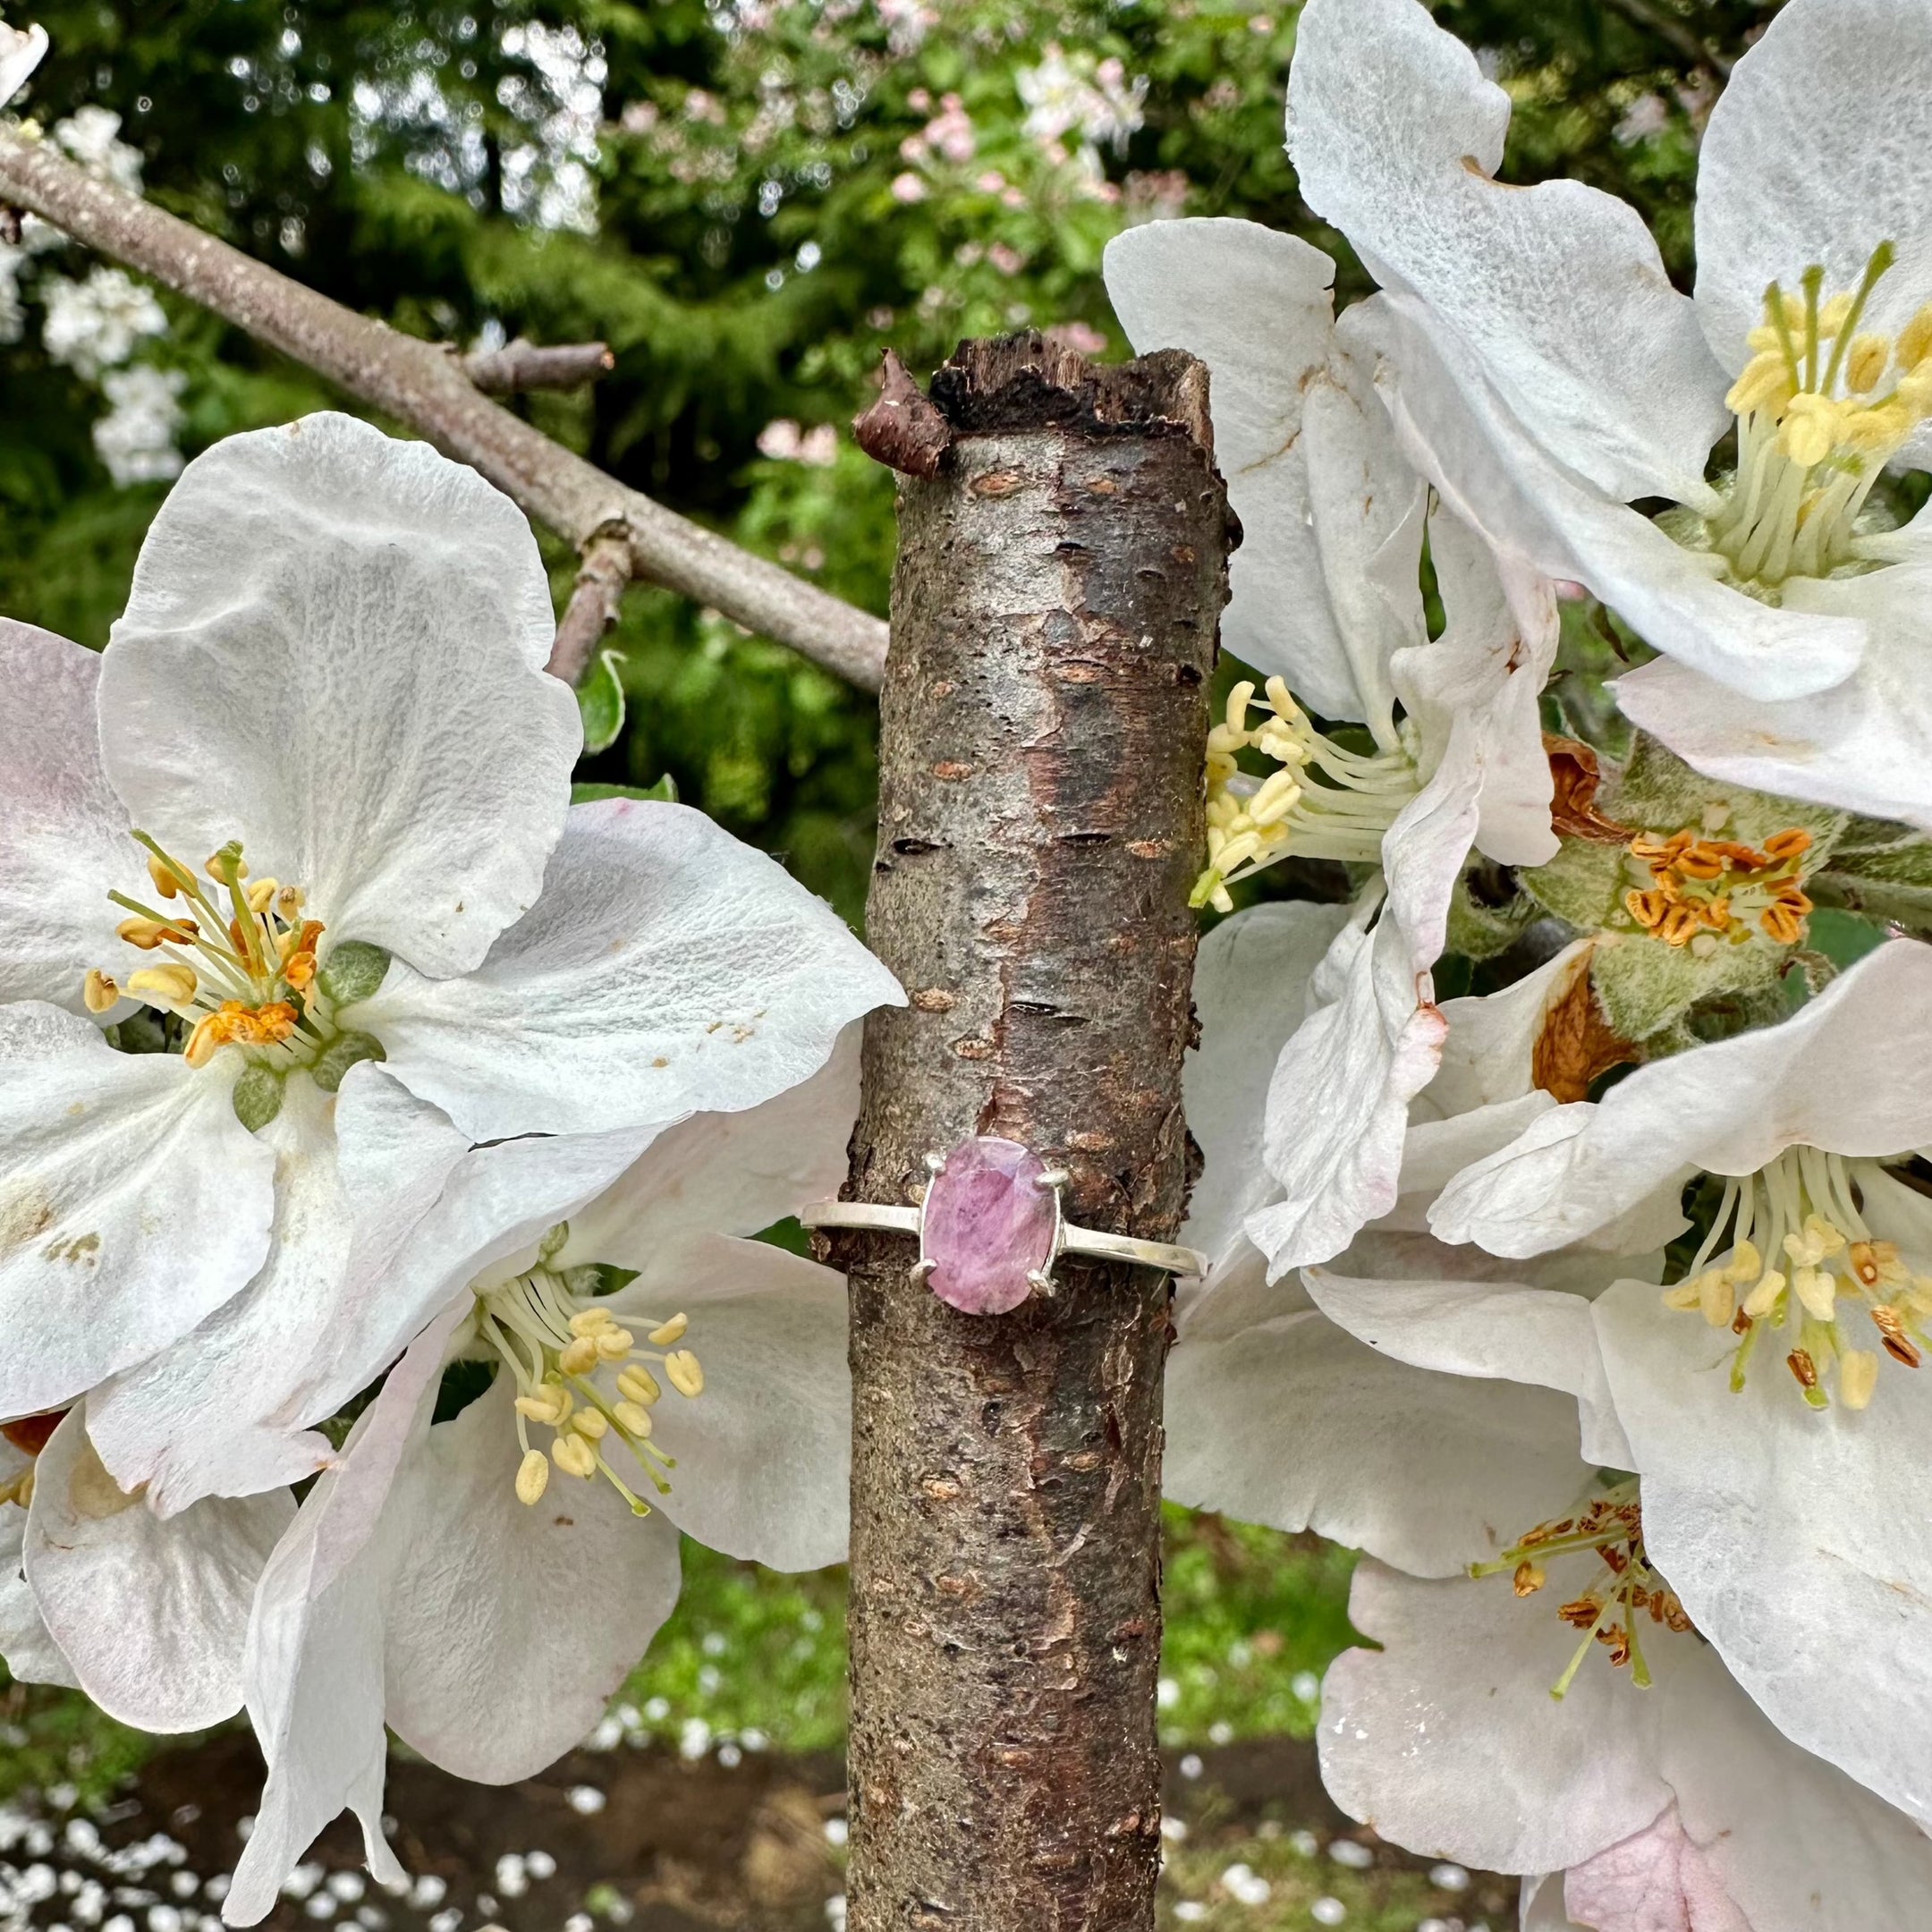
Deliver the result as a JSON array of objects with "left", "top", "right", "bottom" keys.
[{"left": 0, "top": 0, "right": 1774, "bottom": 926}]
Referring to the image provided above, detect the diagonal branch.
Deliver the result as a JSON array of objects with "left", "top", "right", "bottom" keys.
[
  {"left": 1601, "top": 0, "right": 1733, "bottom": 77},
  {"left": 461, "top": 337, "right": 614, "bottom": 394},
  {"left": 0, "top": 128, "right": 889, "bottom": 691}
]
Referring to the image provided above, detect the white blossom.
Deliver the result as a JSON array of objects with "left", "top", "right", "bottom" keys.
[
  {"left": 39, "top": 267, "right": 166, "bottom": 379},
  {"left": 91, "top": 364, "right": 185, "bottom": 486},
  {"left": 51, "top": 106, "right": 143, "bottom": 191},
  {"left": 0, "top": 412, "right": 902, "bottom": 1531},
  {"left": 1288, "top": 0, "right": 1932, "bottom": 826}
]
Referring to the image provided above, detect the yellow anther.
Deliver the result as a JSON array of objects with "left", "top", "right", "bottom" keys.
[
  {"left": 614, "top": 1401, "right": 654, "bottom": 1437},
  {"left": 1779, "top": 393, "right": 1843, "bottom": 466},
  {"left": 1698, "top": 1268, "right": 1735, "bottom": 1328},
  {"left": 1818, "top": 292, "right": 1853, "bottom": 337},
  {"left": 1247, "top": 767, "right": 1302, "bottom": 828},
  {"left": 1846, "top": 333, "right": 1891, "bottom": 394},
  {"left": 617, "top": 1365, "right": 662, "bottom": 1406},
  {"left": 595, "top": 1327, "right": 635, "bottom": 1360},
  {"left": 1223, "top": 681, "right": 1255, "bottom": 738},
  {"left": 551, "top": 1434, "right": 597, "bottom": 1479},
  {"left": 559, "top": 1335, "right": 599, "bottom": 1377},
  {"left": 515, "top": 1448, "right": 550, "bottom": 1504},
  {"left": 568, "top": 1308, "right": 614, "bottom": 1337},
  {"left": 83, "top": 969, "right": 119, "bottom": 1014},
  {"left": 206, "top": 850, "right": 247, "bottom": 882},
  {"left": 183, "top": 1014, "right": 224, "bottom": 1068},
  {"left": 126, "top": 964, "right": 198, "bottom": 1007},
  {"left": 244, "top": 878, "right": 279, "bottom": 914},
  {"left": 1725, "top": 350, "right": 1795, "bottom": 417},
  {"left": 647, "top": 1314, "right": 689, "bottom": 1347},
  {"left": 273, "top": 884, "right": 306, "bottom": 921},
  {"left": 665, "top": 1349, "right": 705, "bottom": 1398},
  {"left": 572, "top": 1408, "right": 608, "bottom": 1442},
  {"left": 1899, "top": 305, "right": 1932, "bottom": 371},
  {"left": 1840, "top": 1349, "right": 1881, "bottom": 1411},
  {"left": 1785, "top": 1215, "right": 1846, "bottom": 1268},
  {"left": 1742, "top": 1269, "right": 1786, "bottom": 1319},
  {"left": 515, "top": 1388, "right": 570, "bottom": 1426},
  {"left": 115, "top": 917, "right": 179, "bottom": 951},
  {"left": 1793, "top": 1266, "right": 1838, "bottom": 1322},
  {"left": 146, "top": 851, "right": 182, "bottom": 899}
]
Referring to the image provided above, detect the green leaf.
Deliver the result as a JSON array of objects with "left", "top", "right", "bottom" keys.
[
  {"left": 232, "top": 1063, "right": 285, "bottom": 1132},
  {"left": 1809, "top": 818, "right": 1932, "bottom": 933},
  {"left": 572, "top": 775, "right": 678, "bottom": 806},
  {"left": 310, "top": 1030, "right": 386, "bottom": 1092},
  {"left": 577, "top": 648, "right": 627, "bottom": 755},
  {"left": 317, "top": 941, "right": 392, "bottom": 1007}
]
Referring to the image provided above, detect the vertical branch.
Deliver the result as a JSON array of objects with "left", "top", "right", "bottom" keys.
[{"left": 831, "top": 336, "right": 1233, "bottom": 1931}]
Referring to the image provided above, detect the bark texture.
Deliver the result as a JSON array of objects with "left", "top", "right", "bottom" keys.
[{"left": 831, "top": 335, "right": 1233, "bottom": 1932}]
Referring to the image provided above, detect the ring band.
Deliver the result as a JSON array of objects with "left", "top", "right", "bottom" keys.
[{"left": 800, "top": 1199, "right": 1205, "bottom": 1277}]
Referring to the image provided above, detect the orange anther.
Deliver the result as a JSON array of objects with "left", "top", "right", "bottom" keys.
[
  {"left": 1630, "top": 830, "right": 1690, "bottom": 861},
  {"left": 1710, "top": 841, "right": 1770, "bottom": 869},
  {"left": 284, "top": 953, "right": 318, "bottom": 991},
  {"left": 1786, "top": 1348, "right": 1819, "bottom": 1390},
  {"left": 1658, "top": 904, "right": 1701, "bottom": 947},
  {"left": 255, "top": 1003, "right": 298, "bottom": 1045},
  {"left": 1625, "top": 888, "right": 1668, "bottom": 929},
  {"left": 1763, "top": 827, "right": 1814, "bottom": 860},
  {"left": 1675, "top": 843, "right": 1727, "bottom": 880},
  {"left": 1761, "top": 902, "right": 1808, "bottom": 945}
]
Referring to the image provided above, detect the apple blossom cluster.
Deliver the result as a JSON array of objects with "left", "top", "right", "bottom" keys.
[
  {"left": 1119, "top": 0, "right": 1932, "bottom": 1923},
  {"left": 0, "top": 406, "right": 904, "bottom": 1915}
]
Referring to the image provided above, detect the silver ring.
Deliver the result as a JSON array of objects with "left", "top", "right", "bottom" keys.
[{"left": 800, "top": 1135, "right": 1204, "bottom": 1314}]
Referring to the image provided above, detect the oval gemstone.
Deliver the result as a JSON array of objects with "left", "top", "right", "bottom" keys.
[{"left": 921, "top": 1136, "right": 1058, "bottom": 1316}]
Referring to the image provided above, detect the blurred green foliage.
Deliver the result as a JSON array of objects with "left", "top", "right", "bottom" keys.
[{"left": 0, "top": 0, "right": 1772, "bottom": 922}]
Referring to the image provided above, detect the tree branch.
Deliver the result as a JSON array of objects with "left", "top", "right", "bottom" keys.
[
  {"left": 546, "top": 530, "right": 634, "bottom": 682},
  {"left": 460, "top": 337, "right": 614, "bottom": 394},
  {"left": 0, "top": 129, "right": 889, "bottom": 692},
  {"left": 828, "top": 335, "right": 1232, "bottom": 1932},
  {"left": 1602, "top": 0, "right": 1733, "bottom": 77}
]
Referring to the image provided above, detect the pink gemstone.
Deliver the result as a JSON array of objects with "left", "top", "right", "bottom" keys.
[{"left": 921, "top": 1136, "right": 1058, "bottom": 1316}]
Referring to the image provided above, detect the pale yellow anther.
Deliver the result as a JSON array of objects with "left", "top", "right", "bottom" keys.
[
  {"left": 1899, "top": 305, "right": 1932, "bottom": 371},
  {"left": 559, "top": 1335, "right": 599, "bottom": 1377},
  {"left": 1818, "top": 292, "right": 1853, "bottom": 337},
  {"left": 572, "top": 1408, "right": 608, "bottom": 1441},
  {"left": 665, "top": 1349, "right": 705, "bottom": 1398},
  {"left": 515, "top": 1389, "right": 570, "bottom": 1426},
  {"left": 552, "top": 1433, "right": 597, "bottom": 1479},
  {"left": 614, "top": 1401, "right": 655, "bottom": 1437},
  {"left": 207, "top": 851, "right": 247, "bottom": 882},
  {"left": 617, "top": 1365, "right": 662, "bottom": 1406},
  {"left": 1223, "top": 682, "right": 1255, "bottom": 738},
  {"left": 127, "top": 963, "right": 199, "bottom": 1007},
  {"left": 273, "top": 885, "right": 305, "bottom": 921},
  {"left": 83, "top": 969, "right": 119, "bottom": 1014},
  {"left": 515, "top": 1448, "right": 551, "bottom": 1504},
  {"left": 146, "top": 851, "right": 182, "bottom": 899},
  {"left": 647, "top": 1314, "right": 689, "bottom": 1347},
  {"left": 1785, "top": 1215, "right": 1846, "bottom": 1268},
  {"left": 1215, "top": 831, "right": 1262, "bottom": 874},
  {"left": 1246, "top": 767, "right": 1301, "bottom": 827},
  {"left": 183, "top": 1015, "right": 224, "bottom": 1069},
  {"left": 1846, "top": 332, "right": 1891, "bottom": 394},
  {"left": 1840, "top": 1349, "right": 1881, "bottom": 1412},
  {"left": 115, "top": 917, "right": 171, "bottom": 950},
  {"left": 595, "top": 1327, "right": 635, "bottom": 1360},
  {"left": 1697, "top": 1268, "right": 1735, "bottom": 1328},
  {"left": 1662, "top": 1279, "right": 1704, "bottom": 1313},
  {"left": 568, "top": 1308, "right": 615, "bottom": 1337},
  {"left": 1725, "top": 350, "right": 1795, "bottom": 417},
  {"left": 1746, "top": 323, "right": 1784, "bottom": 355},
  {"left": 1779, "top": 393, "right": 1844, "bottom": 466},
  {"left": 1793, "top": 1266, "right": 1838, "bottom": 1322},
  {"left": 1743, "top": 1269, "right": 1787, "bottom": 1320}
]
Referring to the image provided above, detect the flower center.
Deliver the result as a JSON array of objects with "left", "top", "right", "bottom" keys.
[
  {"left": 471, "top": 1239, "right": 705, "bottom": 1517},
  {"left": 1619, "top": 819, "right": 1814, "bottom": 953},
  {"left": 1677, "top": 242, "right": 1932, "bottom": 592},
  {"left": 1661, "top": 1146, "right": 1931, "bottom": 1410},
  {"left": 86, "top": 835, "right": 331, "bottom": 1067},
  {"left": 1472, "top": 1481, "right": 1692, "bottom": 1697},
  {"left": 1193, "top": 676, "right": 1421, "bottom": 911}
]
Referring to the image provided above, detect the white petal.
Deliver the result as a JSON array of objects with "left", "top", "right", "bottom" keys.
[
  {"left": 1614, "top": 559, "right": 1932, "bottom": 829},
  {"left": 1352, "top": 290, "right": 1867, "bottom": 702},
  {"left": 1304, "top": 1267, "right": 1634, "bottom": 1470},
  {"left": 0, "top": 21, "right": 48, "bottom": 106},
  {"left": 1103, "top": 218, "right": 1368, "bottom": 717},
  {"left": 1405, "top": 506, "right": 1558, "bottom": 869},
  {"left": 360, "top": 799, "right": 903, "bottom": 1140},
  {"left": 380, "top": 1377, "right": 683, "bottom": 1784},
  {"left": 225, "top": 1310, "right": 461, "bottom": 1928},
  {"left": 1594, "top": 1275, "right": 1932, "bottom": 1833},
  {"left": 1164, "top": 1309, "right": 1582, "bottom": 1576},
  {"left": 0, "top": 1442, "right": 73, "bottom": 1689},
  {"left": 1182, "top": 900, "right": 1352, "bottom": 1267},
  {"left": 1287, "top": 0, "right": 1724, "bottom": 504},
  {"left": 25, "top": 1411, "right": 291, "bottom": 1730},
  {"left": 99, "top": 413, "right": 580, "bottom": 980},
  {"left": 618, "top": 1233, "right": 850, "bottom": 1572},
  {"left": 1431, "top": 939, "right": 1932, "bottom": 1257},
  {"left": 1251, "top": 748, "right": 1472, "bottom": 1272},
  {"left": 558, "top": 1024, "right": 862, "bottom": 1269},
  {"left": 88, "top": 1065, "right": 462, "bottom": 1514},
  {"left": 0, "top": 620, "right": 140, "bottom": 1011},
  {"left": 1695, "top": 0, "right": 1932, "bottom": 376},
  {"left": 1394, "top": 1090, "right": 1561, "bottom": 1225},
  {"left": 1419, "top": 939, "right": 1594, "bottom": 1121},
  {"left": 1318, "top": 1560, "right": 1672, "bottom": 1872},
  {"left": 0, "top": 1014, "right": 275, "bottom": 1417}
]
